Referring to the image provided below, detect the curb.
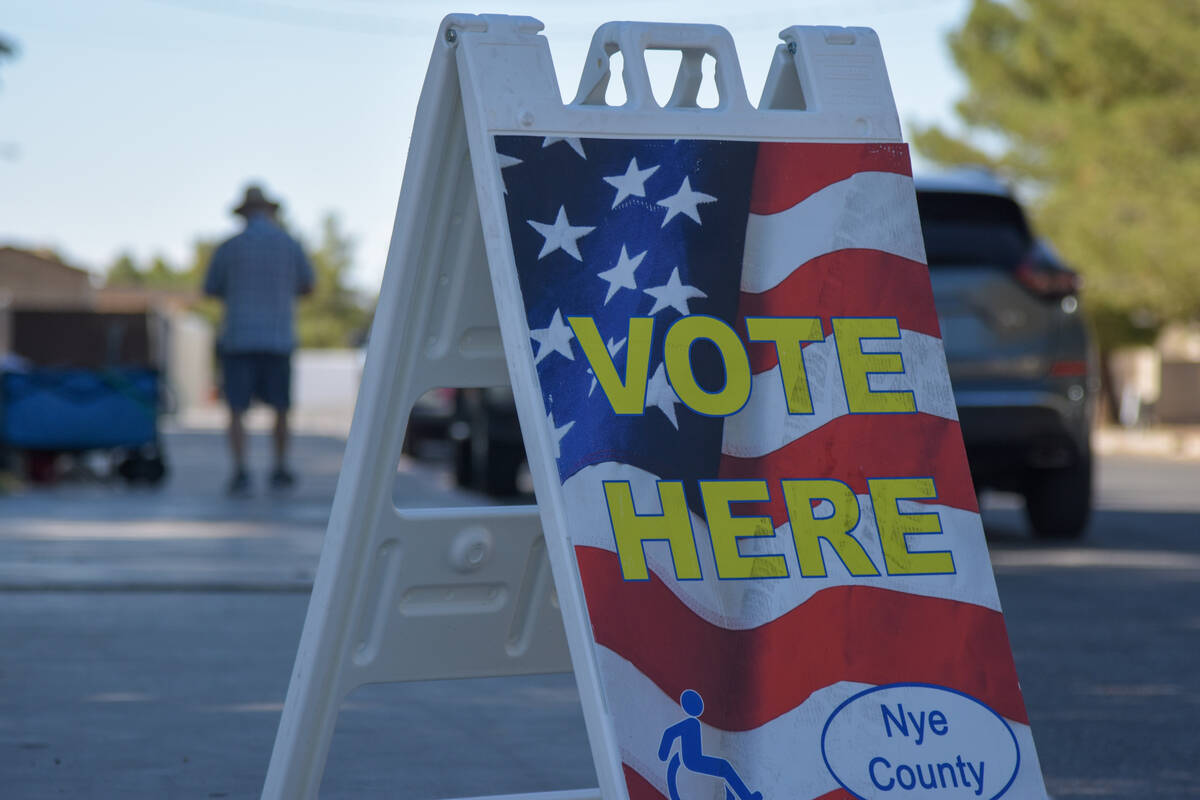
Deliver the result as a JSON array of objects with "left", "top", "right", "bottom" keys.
[
  {"left": 1093, "top": 426, "right": 1200, "bottom": 462},
  {"left": 0, "top": 580, "right": 313, "bottom": 593}
]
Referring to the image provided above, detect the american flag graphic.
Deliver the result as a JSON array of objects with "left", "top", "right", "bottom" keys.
[{"left": 495, "top": 135, "right": 1045, "bottom": 799}]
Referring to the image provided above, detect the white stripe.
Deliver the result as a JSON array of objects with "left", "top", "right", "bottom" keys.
[
  {"left": 564, "top": 462, "right": 1002, "bottom": 629},
  {"left": 599, "top": 648, "right": 1048, "bottom": 800},
  {"left": 723, "top": 330, "right": 958, "bottom": 459},
  {"left": 740, "top": 171, "right": 926, "bottom": 293}
]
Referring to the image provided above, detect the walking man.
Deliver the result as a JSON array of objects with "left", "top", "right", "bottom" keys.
[{"left": 205, "top": 184, "right": 314, "bottom": 495}]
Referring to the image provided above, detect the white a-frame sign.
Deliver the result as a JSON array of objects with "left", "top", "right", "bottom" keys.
[{"left": 264, "top": 14, "right": 1048, "bottom": 800}]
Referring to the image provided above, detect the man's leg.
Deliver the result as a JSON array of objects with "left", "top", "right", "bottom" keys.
[
  {"left": 230, "top": 410, "right": 247, "bottom": 471},
  {"left": 272, "top": 407, "right": 292, "bottom": 489},
  {"left": 222, "top": 353, "right": 253, "bottom": 495},
  {"left": 228, "top": 409, "right": 251, "bottom": 495},
  {"left": 267, "top": 353, "right": 296, "bottom": 489}
]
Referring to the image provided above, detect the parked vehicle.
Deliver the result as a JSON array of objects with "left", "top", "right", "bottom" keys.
[
  {"left": 448, "top": 386, "right": 524, "bottom": 497},
  {"left": 402, "top": 387, "right": 458, "bottom": 457},
  {"left": 917, "top": 169, "right": 1096, "bottom": 539},
  {"left": 404, "top": 386, "right": 525, "bottom": 497},
  {"left": 445, "top": 168, "right": 1096, "bottom": 539}
]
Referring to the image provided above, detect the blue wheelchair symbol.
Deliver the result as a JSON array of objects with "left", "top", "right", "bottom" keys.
[{"left": 658, "top": 690, "right": 763, "bottom": 800}]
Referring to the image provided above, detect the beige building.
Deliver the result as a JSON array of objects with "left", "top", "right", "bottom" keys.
[
  {"left": 0, "top": 247, "right": 94, "bottom": 355},
  {"left": 0, "top": 246, "right": 215, "bottom": 415},
  {"left": 0, "top": 246, "right": 95, "bottom": 309}
]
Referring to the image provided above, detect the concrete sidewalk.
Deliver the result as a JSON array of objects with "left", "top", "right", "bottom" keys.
[
  {"left": 0, "top": 423, "right": 484, "bottom": 592},
  {"left": 1094, "top": 424, "right": 1200, "bottom": 461},
  {"left": 5, "top": 422, "right": 1194, "bottom": 798},
  {"left": 0, "top": 425, "right": 597, "bottom": 800}
]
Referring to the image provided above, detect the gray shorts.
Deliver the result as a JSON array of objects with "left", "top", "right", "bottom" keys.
[{"left": 221, "top": 352, "right": 291, "bottom": 412}]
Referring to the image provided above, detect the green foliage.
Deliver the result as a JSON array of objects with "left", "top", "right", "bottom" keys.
[
  {"left": 912, "top": 0, "right": 1200, "bottom": 348},
  {"left": 104, "top": 250, "right": 196, "bottom": 290},
  {"left": 105, "top": 252, "right": 144, "bottom": 287},
  {"left": 179, "top": 239, "right": 223, "bottom": 331},
  {"left": 103, "top": 213, "right": 370, "bottom": 349},
  {"left": 295, "top": 214, "right": 370, "bottom": 348}
]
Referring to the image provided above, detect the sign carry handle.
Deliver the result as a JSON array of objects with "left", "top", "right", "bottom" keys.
[{"left": 573, "top": 21, "right": 752, "bottom": 112}]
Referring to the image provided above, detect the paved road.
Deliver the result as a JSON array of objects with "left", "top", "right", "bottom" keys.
[
  {"left": 985, "top": 457, "right": 1200, "bottom": 798},
  {"left": 0, "top": 428, "right": 590, "bottom": 800},
  {"left": 0, "top": 428, "right": 1196, "bottom": 798}
]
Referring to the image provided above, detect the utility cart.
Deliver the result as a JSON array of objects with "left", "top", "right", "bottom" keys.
[{"left": 0, "top": 308, "right": 169, "bottom": 485}]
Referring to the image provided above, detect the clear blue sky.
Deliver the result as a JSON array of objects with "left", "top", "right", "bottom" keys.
[{"left": 1, "top": 0, "right": 969, "bottom": 292}]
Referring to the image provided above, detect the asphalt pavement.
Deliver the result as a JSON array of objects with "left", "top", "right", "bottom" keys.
[
  {"left": 985, "top": 456, "right": 1200, "bottom": 798},
  {"left": 0, "top": 424, "right": 1197, "bottom": 799}
]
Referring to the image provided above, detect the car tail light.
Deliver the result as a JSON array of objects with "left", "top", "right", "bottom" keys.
[
  {"left": 1049, "top": 360, "right": 1088, "bottom": 377},
  {"left": 1014, "top": 257, "right": 1080, "bottom": 300}
]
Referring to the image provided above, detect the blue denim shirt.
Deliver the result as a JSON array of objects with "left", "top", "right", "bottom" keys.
[{"left": 204, "top": 214, "right": 314, "bottom": 354}]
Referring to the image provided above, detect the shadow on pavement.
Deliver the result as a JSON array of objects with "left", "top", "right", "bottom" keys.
[{"left": 2, "top": 436, "right": 1198, "bottom": 798}]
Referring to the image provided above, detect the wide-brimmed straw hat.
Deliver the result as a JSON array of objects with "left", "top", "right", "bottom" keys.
[{"left": 233, "top": 184, "right": 281, "bottom": 216}]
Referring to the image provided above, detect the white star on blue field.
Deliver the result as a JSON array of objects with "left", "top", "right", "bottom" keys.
[{"left": 496, "top": 135, "right": 759, "bottom": 498}]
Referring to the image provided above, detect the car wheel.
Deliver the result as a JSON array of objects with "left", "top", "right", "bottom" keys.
[
  {"left": 453, "top": 422, "right": 521, "bottom": 496},
  {"left": 453, "top": 436, "right": 474, "bottom": 488},
  {"left": 142, "top": 454, "right": 167, "bottom": 485},
  {"left": 1024, "top": 456, "right": 1092, "bottom": 539},
  {"left": 481, "top": 440, "right": 522, "bottom": 497}
]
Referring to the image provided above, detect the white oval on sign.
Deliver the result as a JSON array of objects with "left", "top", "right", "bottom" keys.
[{"left": 821, "top": 683, "right": 1020, "bottom": 800}]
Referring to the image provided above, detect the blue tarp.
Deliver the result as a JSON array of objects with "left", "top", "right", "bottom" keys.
[{"left": 1, "top": 368, "right": 159, "bottom": 450}]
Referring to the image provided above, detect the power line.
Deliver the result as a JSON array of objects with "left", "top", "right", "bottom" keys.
[{"left": 146, "top": 0, "right": 427, "bottom": 38}]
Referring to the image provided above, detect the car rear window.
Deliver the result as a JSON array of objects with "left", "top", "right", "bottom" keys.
[{"left": 916, "top": 191, "right": 1033, "bottom": 268}]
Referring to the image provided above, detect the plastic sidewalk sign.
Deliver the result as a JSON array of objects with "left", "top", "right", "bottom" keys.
[{"left": 262, "top": 14, "right": 1048, "bottom": 800}]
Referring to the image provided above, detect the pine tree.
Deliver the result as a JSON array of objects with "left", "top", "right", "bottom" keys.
[{"left": 913, "top": 0, "right": 1200, "bottom": 349}]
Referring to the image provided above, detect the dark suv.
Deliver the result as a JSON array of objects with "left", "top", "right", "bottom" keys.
[
  {"left": 917, "top": 169, "right": 1096, "bottom": 539},
  {"left": 450, "top": 168, "right": 1096, "bottom": 539}
]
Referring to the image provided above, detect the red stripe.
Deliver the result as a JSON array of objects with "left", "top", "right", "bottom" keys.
[
  {"left": 738, "top": 250, "right": 941, "bottom": 374},
  {"left": 720, "top": 413, "right": 978, "bottom": 528},
  {"left": 623, "top": 764, "right": 665, "bottom": 800},
  {"left": 622, "top": 764, "right": 853, "bottom": 800},
  {"left": 579, "top": 547, "right": 1029, "bottom": 730},
  {"left": 750, "top": 143, "right": 913, "bottom": 215}
]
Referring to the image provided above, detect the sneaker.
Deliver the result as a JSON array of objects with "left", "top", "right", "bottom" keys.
[
  {"left": 269, "top": 467, "right": 296, "bottom": 491},
  {"left": 228, "top": 470, "right": 251, "bottom": 497}
]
